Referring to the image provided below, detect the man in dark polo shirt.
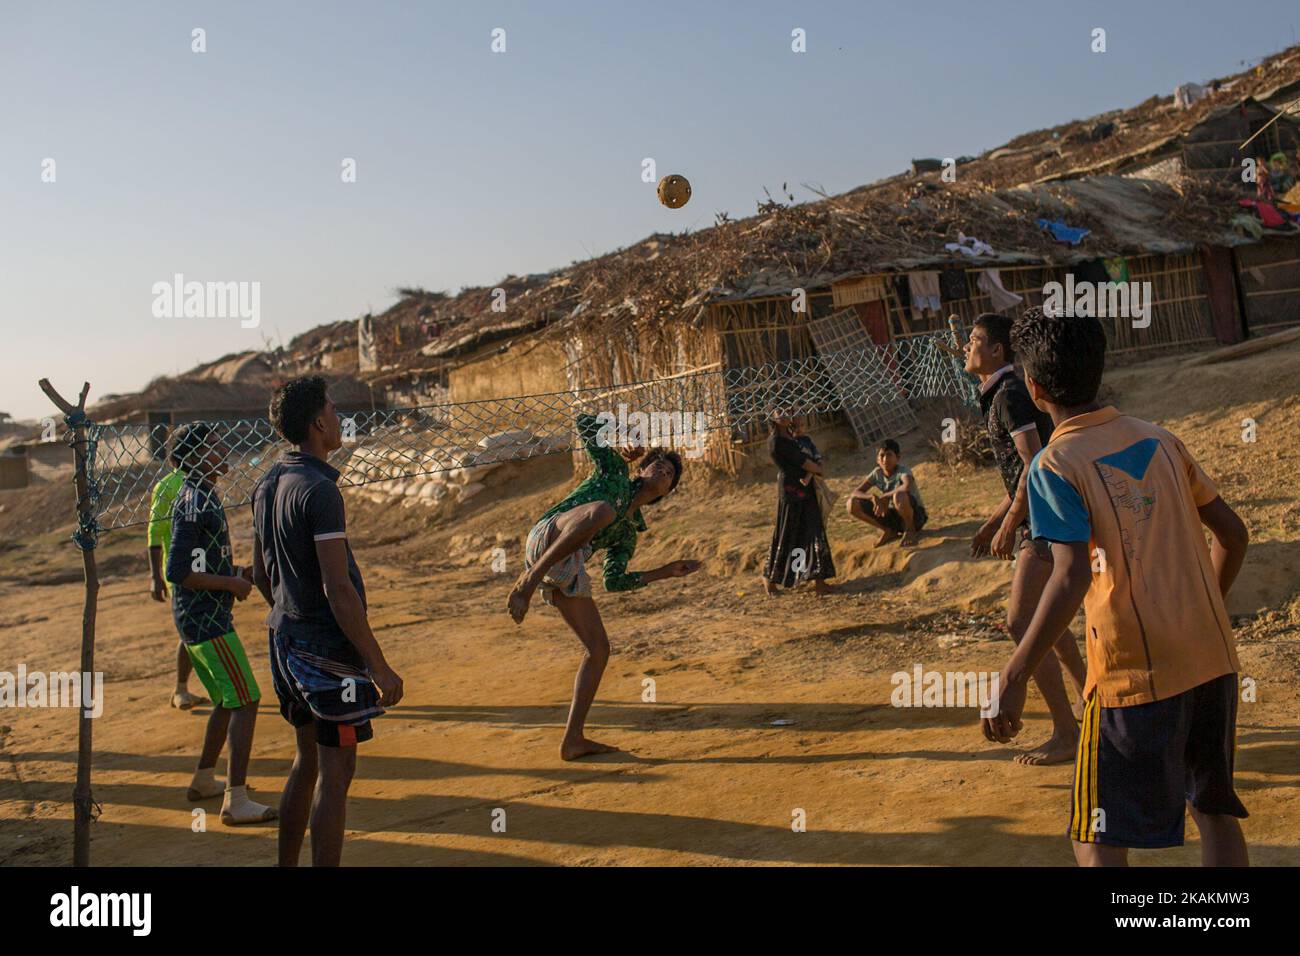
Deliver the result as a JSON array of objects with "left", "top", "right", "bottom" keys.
[
  {"left": 965, "top": 311, "right": 1086, "bottom": 767},
  {"left": 252, "top": 376, "right": 404, "bottom": 867}
]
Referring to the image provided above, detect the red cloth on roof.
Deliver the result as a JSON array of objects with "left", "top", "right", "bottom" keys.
[{"left": 1239, "top": 198, "right": 1288, "bottom": 229}]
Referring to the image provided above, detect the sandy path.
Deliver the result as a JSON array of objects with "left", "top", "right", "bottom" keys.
[
  {"left": 3, "top": 558, "right": 1297, "bottom": 867},
  {"left": 5, "top": 342, "right": 1299, "bottom": 866}
]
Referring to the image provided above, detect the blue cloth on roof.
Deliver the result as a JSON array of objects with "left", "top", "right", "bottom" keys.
[{"left": 1036, "top": 218, "right": 1091, "bottom": 246}]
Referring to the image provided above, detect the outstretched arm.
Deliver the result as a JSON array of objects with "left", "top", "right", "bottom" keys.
[{"left": 603, "top": 534, "right": 700, "bottom": 592}]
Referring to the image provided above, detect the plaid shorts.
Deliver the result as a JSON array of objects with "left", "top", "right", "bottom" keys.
[
  {"left": 524, "top": 512, "right": 594, "bottom": 606},
  {"left": 269, "top": 628, "right": 383, "bottom": 747}
]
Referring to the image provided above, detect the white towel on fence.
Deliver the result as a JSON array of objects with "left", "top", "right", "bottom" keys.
[{"left": 978, "top": 269, "right": 1023, "bottom": 310}]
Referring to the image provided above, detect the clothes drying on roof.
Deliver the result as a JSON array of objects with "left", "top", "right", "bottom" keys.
[
  {"left": 944, "top": 232, "right": 994, "bottom": 258},
  {"left": 1231, "top": 213, "right": 1265, "bottom": 239},
  {"left": 977, "top": 269, "right": 1023, "bottom": 311},
  {"left": 1173, "top": 81, "right": 1208, "bottom": 109},
  {"left": 1037, "top": 218, "right": 1092, "bottom": 246},
  {"left": 908, "top": 271, "right": 942, "bottom": 314},
  {"left": 1239, "top": 198, "right": 1290, "bottom": 229},
  {"left": 939, "top": 266, "right": 969, "bottom": 301}
]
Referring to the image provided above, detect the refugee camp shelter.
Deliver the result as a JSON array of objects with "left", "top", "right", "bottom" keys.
[{"left": 346, "top": 44, "right": 1300, "bottom": 471}]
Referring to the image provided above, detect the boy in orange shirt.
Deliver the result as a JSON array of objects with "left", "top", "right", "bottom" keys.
[{"left": 983, "top": 307, "right": 1250, "bottom": 866}]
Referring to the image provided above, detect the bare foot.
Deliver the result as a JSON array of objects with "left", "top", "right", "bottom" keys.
[
  {"left": 900, "top": 531, "right": 920, "bottom": 547},
  {"left": 813, "top": 580, "right": 836, "bottom": 596},
  {"left": 874, "top": 529, "right": 901, "bottom": 548},
  {"left": 1013, "top": 733, "right": 1079, "bottom": 766},
  {"left": 507, "top": 581, "right": 532, "bottom": 624},
  {"left": 560, "top": 738, "right": 620, "bottom": 761},
  {"left": 762, "top": 580, "right": 779, "bottom": 596}
]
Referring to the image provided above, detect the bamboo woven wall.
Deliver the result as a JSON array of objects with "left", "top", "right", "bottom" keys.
[
  {"left": 705, "top": 293, "right": 842, "bottom": 468},
  {"left": 1236, "top": 236, "right": 1300, "bottom": 335},
  {"left": 561, "top": 316, "right": 732, "bottom": 471},
  {"left": 551, "top": 248, "right": 1229, "bottom": 475},
  {"left": 879, "top": 253, "right": 1215, "bottom": 355}
]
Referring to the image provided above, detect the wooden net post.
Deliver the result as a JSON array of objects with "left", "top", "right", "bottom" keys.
[{"left": 38, "top": 378, "right": 100, "bottom": 867}]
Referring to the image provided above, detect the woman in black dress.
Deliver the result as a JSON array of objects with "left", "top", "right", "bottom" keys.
[{"left": 763, "top": 414, "right": 836, "bottom": 595}]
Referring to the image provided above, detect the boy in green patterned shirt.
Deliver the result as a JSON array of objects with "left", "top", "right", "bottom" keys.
[
  {"left": 508, "top": 412, "right": 700, "bottom": 760},
  {"left": 147, "top": 447, "right": 207, "bottom": 710}
]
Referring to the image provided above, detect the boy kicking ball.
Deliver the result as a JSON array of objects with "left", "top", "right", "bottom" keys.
[
  {"left": 508, "top": 411, "right": 700, "bottom": 760},
  {"left": 984, "top": 308, "right": 1250, "bottom": 866}
]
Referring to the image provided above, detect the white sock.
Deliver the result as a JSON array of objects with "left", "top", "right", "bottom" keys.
[
  {"left": 189, "top": 766, "right": 224, "bottom": 798},
  {"left": 222, "top": 784, "right": 274, "bottom": 823}
]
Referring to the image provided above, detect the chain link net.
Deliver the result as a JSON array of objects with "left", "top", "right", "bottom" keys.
[{"left": 62, "top": 330, "right": 977, "bottom": 545}]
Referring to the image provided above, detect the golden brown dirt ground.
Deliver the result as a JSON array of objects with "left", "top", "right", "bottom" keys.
[{"left": 2, "top": 341, "right": 1298, "bottom": 866}]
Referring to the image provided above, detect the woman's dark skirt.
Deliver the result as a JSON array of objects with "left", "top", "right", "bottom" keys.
[{"left": 764, "top": 482, "right": 836, "bottom": 587}]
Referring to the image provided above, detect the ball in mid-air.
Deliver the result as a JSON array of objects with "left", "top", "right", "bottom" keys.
[{"left": 657, "top": 174, "right": 691, "bottom": 209}]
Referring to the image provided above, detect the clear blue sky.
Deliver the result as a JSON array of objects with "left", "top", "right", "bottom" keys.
[{"left": 3, "top": 0, "right": 1296, "bottom": 419}]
